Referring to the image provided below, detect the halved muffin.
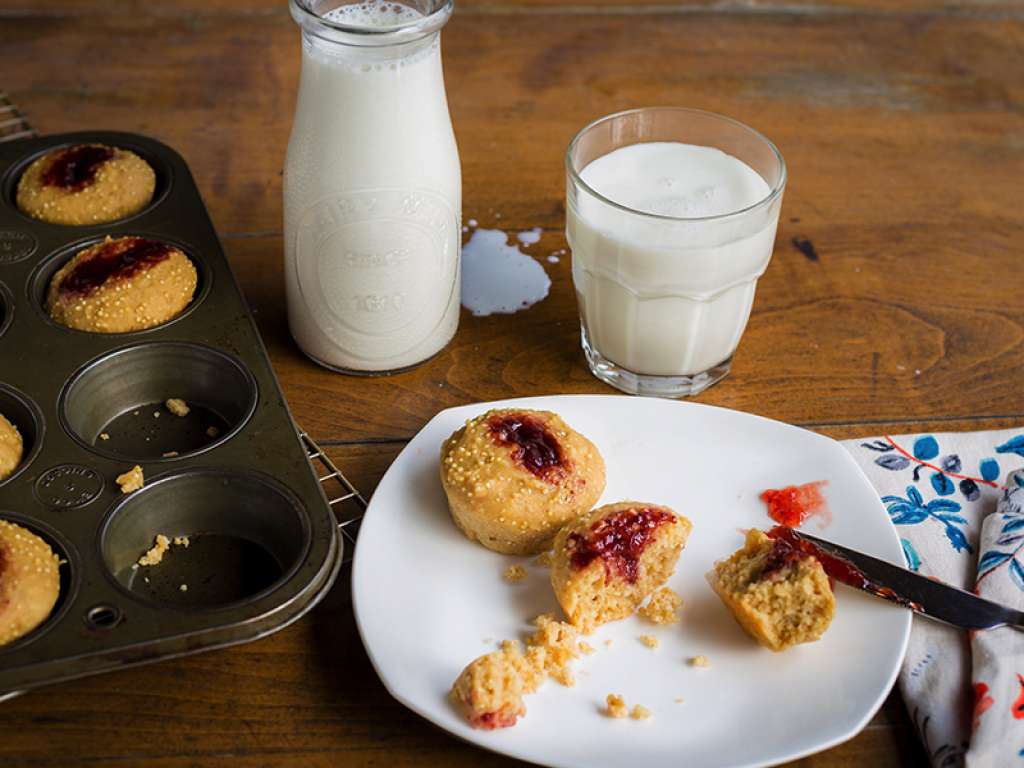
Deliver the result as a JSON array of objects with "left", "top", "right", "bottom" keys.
[
  {"left": 551, "top": 502, "right": 691, "bottom": 633},
  {"left": 708, "top": 529, "right": 835, "bottom": 651}
]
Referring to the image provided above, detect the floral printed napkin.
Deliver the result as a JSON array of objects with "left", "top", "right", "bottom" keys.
[{"left": 841, "top": 429, "right": 1024, "bottom": 768}]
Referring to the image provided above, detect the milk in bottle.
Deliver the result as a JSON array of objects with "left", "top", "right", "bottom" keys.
[{"left": 284, "top": 0, "right": 461, "bottom": 373}]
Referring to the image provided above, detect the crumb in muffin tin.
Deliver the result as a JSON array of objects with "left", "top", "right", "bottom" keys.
[{"left": 166, "top": 398, "right": 190, "bottom": 417}]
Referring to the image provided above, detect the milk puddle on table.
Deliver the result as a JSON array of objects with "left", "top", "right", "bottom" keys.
[{"left": 461, "top": 227, "right": 551, "bottom": 316}]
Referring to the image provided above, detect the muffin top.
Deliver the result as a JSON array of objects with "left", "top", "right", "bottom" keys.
[{"left": 16, "top": 143, "right": 156, "bottom": 226}]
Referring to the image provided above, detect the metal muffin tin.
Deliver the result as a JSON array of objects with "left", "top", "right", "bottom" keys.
[{"left": 0, "top": 131, "right": 343, "bottom": 694}]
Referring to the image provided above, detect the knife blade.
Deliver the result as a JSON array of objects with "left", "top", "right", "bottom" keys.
[{"left": 785, "top": 529, "right": 1024, "bottom": 632}]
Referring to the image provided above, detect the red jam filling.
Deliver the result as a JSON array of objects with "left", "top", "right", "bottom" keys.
[
  {"left": 59, "top": 237, "right": 175, "bottom": 298},
  {"left": 473, "top": 710, "right": 518, "bottom": 730},
  {"left": 488, "top": 414, "right": 564, "bottom": 481},
  {"left": 764, "top": 526, "right": 922, "bottom": 610},
  {"left": 760, "top": 481, "right": 828, "bottom": 528},
  {"left": 568, "top": 507, "right": 674, "bottom": 583},
  {"left": 41, "top": 145, "right": 115, "bottom": 191},
  {"left": 763, "top": 525, "right": 866, "bottom": 585}
]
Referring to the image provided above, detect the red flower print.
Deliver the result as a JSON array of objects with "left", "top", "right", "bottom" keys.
[
  {"left": 973, "top": 682, "right": 994, "bottom": 733},
  {"left": 1013, "top": 675, "right": 1024, "bottom": 720}
]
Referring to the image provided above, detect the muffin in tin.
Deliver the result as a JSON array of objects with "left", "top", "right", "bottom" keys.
[
  {"left": 46, "top": 235, "right": 197, "bottom": 333},
  {"left": 16, "top": 144, "right": 156, "bottom": 226},
  {"left": 0, "top": 413, "right": 23, "bottom": 482},
  {"left": 0, "top": 520, "right": 62, "bottom": 647}
]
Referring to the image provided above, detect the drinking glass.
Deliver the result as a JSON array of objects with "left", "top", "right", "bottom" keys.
[{"left": 566, "top": 107, "right": 786, "bottom": 397}]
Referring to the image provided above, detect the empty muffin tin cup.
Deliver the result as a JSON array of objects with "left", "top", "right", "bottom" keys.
[
  {"left": 0, "top": 383, "right": 44, "bottom": 487},
  {"left": 100, "top": 469, "right": 310, "bottom": 609},
  {"left": 61, "top": 342, "right": 257, "bottom": 461}
]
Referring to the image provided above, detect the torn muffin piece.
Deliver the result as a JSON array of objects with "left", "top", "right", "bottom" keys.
[{"left": 450, "top": 640, "right": 545, "bottom": 730}]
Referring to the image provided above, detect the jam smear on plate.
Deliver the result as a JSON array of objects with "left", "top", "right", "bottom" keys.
[
  {"left": 42, "top": 145, "right": 115, "bottom": 191},
  {"left": 760, "top": 481, "right": 829, "bottom": 528},
  {"left": 569, "top": 507, "right": 675, "bottom": 583},
  {"left": 60, "top": 237, "right": 175, "bottom": 298},
  {"left": 488, "top": 413, "right": 564, "bottom": 481}
]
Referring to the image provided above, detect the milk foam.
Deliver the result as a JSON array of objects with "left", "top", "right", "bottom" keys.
[
  {"left": 579, "top": 142, "right": 769, "bottom": 219},
  {"left": 322, "top": 1, "right": 424, "bottom": 27}
]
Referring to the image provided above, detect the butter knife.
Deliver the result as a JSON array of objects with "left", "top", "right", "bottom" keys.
[{"left": 786, "top": 529, "right": 1024, "bottom": 632}]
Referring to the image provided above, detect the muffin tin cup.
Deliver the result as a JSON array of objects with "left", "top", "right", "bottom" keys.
[
  {"left": 99, "top": 469, "right": 310, "bottom": 610},
  {"left": 0, "top": 131, "right": 342, "bottom": 695},
  {"left": 61, "top": 342, "right": 257, "bottom": 462}
]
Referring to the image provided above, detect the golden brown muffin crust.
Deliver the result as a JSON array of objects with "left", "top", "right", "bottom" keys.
[
  {"left": 440, "top": 408, "right": 605, "bottom": 555},
  {"left": 0, "top": 414, "right": 23, "bottom": 482},
  {"left": 0, "top": 520, "right": 61, "bottom": 647},
  {"left": 46, "top": 236, "right": 197, "bottom": 333},
  {"left": 16, "top": 144, "right": 156, "bottom": 226}
]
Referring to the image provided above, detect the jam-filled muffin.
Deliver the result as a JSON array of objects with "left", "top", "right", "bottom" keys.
[
  {"left": 46, "top": 236, "right": 197, "bottom": 333},
  {"left": 551, "top": 501, "right": 691, "bottom": 634},
  {"left": 440, "top": 409, "right": 605, "bottom": 555},
  {"left": 16, "top": 144, "right": 156, "bottom": 226},
  {"left": 708, "top": 528, "right": 835, "bottom": 651},
  {"left": 0, "top": 520, "right": 61, "bottom": 647},
  {"left": 0, "top": 413, "right": 23, "bottom": 481}
]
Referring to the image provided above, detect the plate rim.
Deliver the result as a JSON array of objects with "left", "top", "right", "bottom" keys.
[{"left": 352, "top": 395, "right": 912, "bottom": 768}]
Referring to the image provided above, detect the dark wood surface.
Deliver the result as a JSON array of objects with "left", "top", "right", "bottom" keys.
[{"left": 3, "top": 0, "right": 1023, "bottom": 764}]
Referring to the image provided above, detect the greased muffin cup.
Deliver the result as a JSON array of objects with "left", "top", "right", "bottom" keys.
[{"left": 0, "top": 131, "right": 342, "bottom": 695}]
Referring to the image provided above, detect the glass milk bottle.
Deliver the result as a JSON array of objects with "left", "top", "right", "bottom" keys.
[{"left": 285, "top": 0, "right": 461, "bottom": 373}]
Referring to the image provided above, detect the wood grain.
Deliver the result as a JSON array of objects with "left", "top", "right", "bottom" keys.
[{"left": 1, "top": 0, "right": 1021, "bottom": 765}]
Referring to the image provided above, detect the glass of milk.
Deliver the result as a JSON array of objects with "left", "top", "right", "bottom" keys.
[
  {"left": 566, "top": 107, "right": 786, "bottom": 397},
  {"left": 285, "top": 0, "right": 460, "bottom": 374}
]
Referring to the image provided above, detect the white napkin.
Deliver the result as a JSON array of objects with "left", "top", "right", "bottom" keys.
[{"left": 841, "top": 429, "right": 1024, "bottom": 767}]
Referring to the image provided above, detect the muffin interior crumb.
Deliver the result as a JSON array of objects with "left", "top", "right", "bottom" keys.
[
  {"left": 605, "top": 693, "right": 628, "bottom": 718},
  {"left": 502, "top": 564, "right": 527, "bottom": 583},
  {"left": 639, "top": 586, "right": 683, "bottom": 625}
]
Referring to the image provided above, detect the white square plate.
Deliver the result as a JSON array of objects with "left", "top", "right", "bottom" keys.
[{"left": 352, "top": 396, "right": 911, "bottom": 768}]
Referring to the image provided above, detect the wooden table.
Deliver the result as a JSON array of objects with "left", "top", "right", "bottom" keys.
[{"left": 3, "top": 0, "right": 1022, "bottom": 764}]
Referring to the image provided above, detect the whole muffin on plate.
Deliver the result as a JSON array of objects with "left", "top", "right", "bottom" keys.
[
  {"left": 46, "top": 236, "right": 197, "bottom": 333},
  {"left": 17, "top": 143, "right": 156, "bottom": 226},
  {"left": 440, "top": 408, "right": 605, "bottom": 555},
  {"left": 551, "top": 501, "right": 691, "bottom": 633},
  {"left": 708, "top": 528, "right": 835, "bottom": 651},
  {"left": 0, "top": 414, "right": 23, "bottom": 481},
  {"left": 0, "top": 520, "right": 61, "bottom": 646}
]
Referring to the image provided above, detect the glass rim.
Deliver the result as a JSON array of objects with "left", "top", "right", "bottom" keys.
[
  {"left": 289, "top": 0, "right": 453, "bottom": 46},
  {"left": 565, "top": 106, "right": 787, "bottom": 224}
]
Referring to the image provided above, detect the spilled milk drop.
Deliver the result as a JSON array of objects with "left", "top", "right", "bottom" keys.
[{"left": 460, "top": 228, "right": 551, "bottom": 316}]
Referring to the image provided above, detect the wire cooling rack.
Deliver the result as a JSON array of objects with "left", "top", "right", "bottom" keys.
[
  {"left": 1, "top": 93, "right": 367, "bottom": 561},
  {"left": 0, "top": 92, "right": 37, "bottom": 143}
]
